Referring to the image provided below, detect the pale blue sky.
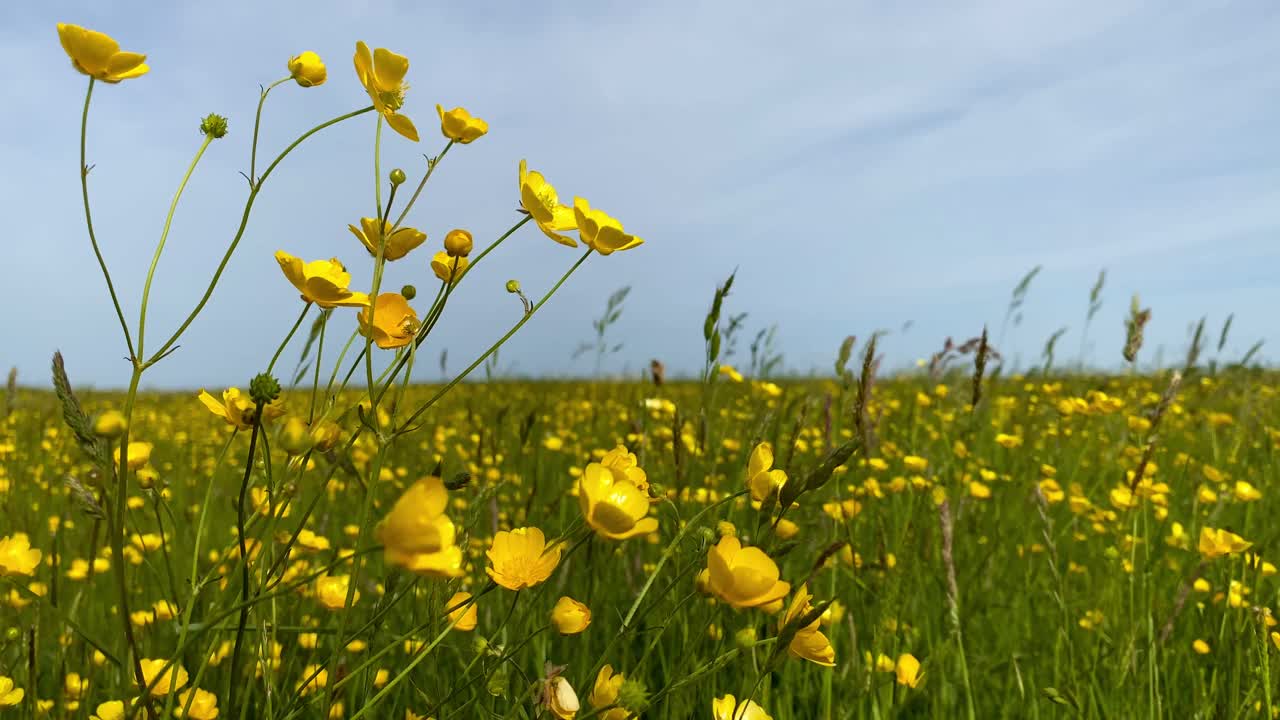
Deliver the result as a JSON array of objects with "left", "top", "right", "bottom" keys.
[{"left": 5, "top": 1, "right": 1279, "bottom": 389}]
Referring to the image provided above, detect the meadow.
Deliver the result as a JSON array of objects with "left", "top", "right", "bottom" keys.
[{"left": 5, "top": 20, "right": 1277, "bottom": 720}]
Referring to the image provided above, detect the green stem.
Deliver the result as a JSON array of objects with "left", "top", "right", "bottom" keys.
[
  {"left": 390, "top": 141, "right": 453, "bottom": 231},
  {"left": 227, "top": 400, "right": 266, "bottom": 718},
  {"left": 250, "top": 77, "right": 290, "bottom": 183},
  {"left": 267, "top": 303, "right": 312, "bottom": 375}
]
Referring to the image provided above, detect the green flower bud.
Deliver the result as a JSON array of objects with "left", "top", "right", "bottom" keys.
[
  {"left": 734, "top": 626, "right": 758, "bottom": 650},
  {"left": 505, "top": 279, "right": 521, "bottom": 294},
  {"left": 4, "top": 627, "right": 18, "bottom": 641},
  {"left": 249, "top": 373, "right": 281, "bottom": 405},
  {"left": 401, "top": 284, "right": 417, "bottom": 300},
  {"left": 200, "top": 113, "right": 229, "bottom": 139},
  {"left": 617, "top": 678, "right": 650, "bottom": 714},
  {"left": 389, "top": 168, "right": 407, "bottom": 186}
]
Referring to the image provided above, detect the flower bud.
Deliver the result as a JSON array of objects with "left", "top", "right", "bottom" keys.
[
  {"left": 4, "top": 627, "right": 18, "bottom": 641},
  {"left": 400, "top": 284, "right": 417, "bottom": 300},
  {"left": 550, "top": 596, "right": 591, "bottom": 635},
  {"left": 389, "top": 168, "right": 406, "bottom": 186},
  {"left": 505, "top": 280, "right": 521, "bottom": 294},
  {"left": 734, "top": 627, "right": 758, "bottom": 649},
  {"left": 287, "top": 51, "right": 327, "bottom": 87},
  {"left": 136, "top": 465, "right": 158, "bottom": 490},
  {"left": 199, "top": 113, "right": 229, "bottom": 139},
  {"left": 617, "top": 678, "right": 650, "bottom": 714},
  {"left": 249, "top": 373, "right": 281, "bottom": 405},
  {"left": 444, "top": 229, "right": 473, "bottom": 257}
]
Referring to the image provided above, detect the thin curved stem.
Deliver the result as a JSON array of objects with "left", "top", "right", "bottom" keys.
[
  {"left": 267, "top": 303, "right": 312, "bottom": 375},
  {"left": 250, "top": 77, "right": 290, "bottom": 183}
]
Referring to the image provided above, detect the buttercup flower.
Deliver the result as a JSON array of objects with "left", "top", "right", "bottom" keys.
[
  {"left": 544, "top": 675, "right": 579, "bottom": 719},
  {"left": 315, "top": 575, "right": 357, "bottom": 610},
  {"left": 746, "top": 442, "right": 787, "bottom": 502},
  {"left": 573, "top": 198, "right": 644, "bottom": 255},
  {"left": 0, "top": 534, "right": 42, "bottom": 577},
  {"left": 437, "top": 105, "right": 488, "bottom": 144},
  {"left": 598, "top": 445, "right": 651, "bottom": 494},
  {"left": 579, "top": 462, "right": 659, "bottom": 540},
  {"left": 115, "top": 441, "right": 153, "bottom": 471},
  {"left": 519, "top": 160, "right": 578, "bottom": 247},
  {"left": 1198, "top": 527, "right": 1252, "bottom": 560},
  {"left": 94, "top": 410, "right": 127, "bottom": 438},
  {"left": 589, "top": 665, "right": 628, "bottom": 720},
  {"left": 895, "top": 653, "right": 922, "bottom": 688},
  {"left": 376, "top": 477, "right": 465, "bottom": 578},
  {"left": 198, "top": 387, "right": 284, "bottom": 430},
  {"left": 444, "top": 229, "right": 473, "bottom": 257},
  {"left": 486, "top": 527, "right": 561, "bottom": 591},
  {"left": 706, "top": 536, "right": 790, "bottom": 609},
  {"left": 348, "top": 218, "right": 427, "bottom": 261},
  {"left": 89, "top": 701, "right": 125, "bottom": 720},
  {"left": 550, "top": 596, "right": 592, "bottom": 635},
  {"left": 359, "top": 293, "right": 420, "bottom": 349},
  {"left": 779, "top": 584, "right": 835, "bottom": 666},
  {"left": 56, "top": 24, "right": 148, "bottom": 83},
  {"left": 445, "top": 591, "right": 478, "bottom": 631},
  {"left": 274, "top": 251, "right": 370, "bottom": 308},
  {"left": 288, "top": 51, "right": 326, "bottom": 87},
  {"left": 353, "top": 41, "right": 418, "bottom": 141},
  {"left": 712, "top": 694, "right": 772, "bottom": 720},
  {"left": 139, "top": 658, "right": 188, "bottom": 696},
  {"left": 174, "top": 687, "right": 219, "bottom": 720},
  {"left": 430, "top": 251, "right": 468, "bottom": 285},
  {"left": 0, "top": 677, "right": 22, "bottom": 707}
]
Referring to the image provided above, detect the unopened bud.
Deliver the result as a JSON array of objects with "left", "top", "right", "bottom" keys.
[
  {"left": 444, "top": 229, "right": 473, "bottom": 257},
  {"left": 200, "top": 113, "right": 229, "bottom": 139},
  {"left": 389, "top": 168, "right": 406, "bottom": 186},
  {"left": 401, "top": 284, "right": 417, "bottom": 300},
  {"left": 505, "top": 279, "right": 521, "bottom": 294},
  {"left": 249, "top": 373, "right": 281, "bottom": 405}
]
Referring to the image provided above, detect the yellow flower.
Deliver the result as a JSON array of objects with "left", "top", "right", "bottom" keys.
[
  {"left": 139, "top": 658, "right": 188, "bottom": 696},
  {"left": 198, "top": 387, "right": 284, "bottom": 430},
  {"left": 578, "top": 462, "right": 658, "bottom": 540},
  {"left": 706, "top": 536, "right": 790, "bottom": 609},
  {"left": 115, "top": 441, "right": 153, "bottom": 471},
  {"left": 288, "top": 51, "right": 326, "bottom": 87},
  {"left": 1192, "top": 639, "right": 1211, "bottom": 655},
  {"left": 174, "top": 687, "right": 219, "bottom": 720},
  {"left": 56, "top": 24, "right": 148, "bottom": 83},
  {"left": 274, "top": 251, "right": 370, "bottom": 308},
  {"left": 573, "top": 198, "right": 644, "bottom": 255},
  {"left": 375, "top": 477, "right": 465, "bottom": 578},
  {"left": 550, "top": 596, "right": 592, "bottom": 635},
  {"left": 599, "top": 446, "right": 650, "bottom": 494},
  {"left": 746, "top": 442, "right": 787, "bottom": 502},
  {"left": 90, "top": 701, "right": 125, "bottom": 720},
  {"left": 0, "top": 676, "right": 23, "bottom": 707},
  {"left": 712, "top": 694, "right": 772, "bottom": 720},
  {"left": 1198, "top": 527, "right": 1252, "bottom": 560},
  {"left": 486, "top": 527, "right": 561, "bottom": 591},
  {"left": 444, "top": 592, "right": 477, "bottom": 631},
  {"left": 359, "top": 293, "right": 420, "bottom": 350},
  {"left": 519, "top": 160, "right": 578, "bottom": 247},
  {"left": 1234, "top": 481, "right": 1263, "bottom": 502},
  {"left": 0, "top": 534, "right": 42, "bottom": 577},
  {"left": 895, "top": 653, "right": 922, "bottom": 688},
  {"left": 353, "top": 41, "right": 418, "bottom": 141},
  {"left": 444, "top": 229, "right": 474, "bottom": 257},
  {"left": 430, "top": 251, "right": 468, "bottom": 285},
  {"left": 544, "top": 675, "right": 579, "bottom": 719},
  {"left": 436, "top": 105, "right": 488, "bottom": 144},
  {"left": 348, "top": 218, "right": 427, "bottom": 262},
  {"left": 589, "top": 665, "right": 628, "bottom": 720},
  {"left": 94, "top": 410, "right": 127, "bottom": 437},
  {"left": 315, "top": 575, "right": 357, "bottom": 610},
  {"left": 780, "top": 585, "right": 835, "bottom": 666}
]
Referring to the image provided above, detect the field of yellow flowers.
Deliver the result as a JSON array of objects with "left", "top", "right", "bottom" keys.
[{"left": 7, "top": 20, "right": 1278, "bottom": 720}]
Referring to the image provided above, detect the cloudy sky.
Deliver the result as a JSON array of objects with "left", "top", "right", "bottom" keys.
[{"left": 5, "top": 1, "right": 1279, "bottom": 389}]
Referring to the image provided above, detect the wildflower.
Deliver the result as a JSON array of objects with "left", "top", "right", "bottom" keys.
[
  {"left": 348, "top": 218, "right": 427, "bottom": 262},
  {"left": 353, "top": 41, "right": 418, "bottom": 141},
  {"left": 0, "top": 534, "right": 42, "bottom": 577},
  {"left": 712, "top": 695, "right": 772, "bottom": 720},
  {"left": 94, "top": 410, "right": 127, "bottom": 437},
  {"left": 315, "top": 575, "right": 357, "bottom": 610},
  {"left": 705, "top": 536, "right": 790, "bottom": 609},
  {"left": 719, "top": 364, "right": 744, "bottom": 382},
  {"left": 0, "top": 677, "right": 22, "bottom": 707},
  {"left": 486, "top": 527, "right": 561, "bottom": 590},
  {"left": 519, "top": 160, "right": 578, "bottom": 247},
  {"left": 359, "top": 293, "right": 420, "bottom": 349},
  {"left": 274, "top": 251, "right": 370, "bottom": 308},
  {"left": 599, "top": 445, "right": 651, "bottom": 493},
  {"left": 444, "top": 592, "right": 477, "bottom": 631},
  {"left": 430, "top": 251, "right": 468, "bottom": 285},
  {"left": 780, "top": 584, "right": 836, "bottom": 666},
  {"left": 589, "top": 665, "right": 628, "bottom": 720},
  {"left": 994, "top": 433, "right": 1023, "bottom": 449},
  {"left": 1235, "top": 481, "right": 1263, "bottom": 502},
  {"left": 288, "top": 51, "right": 326, "bottom": 87},
  {"left": 895, "top": 653, "right": 922, "bottom": 688},
  {"left": 436, "top": 105, "right": 488, "bottom": 143},
  {"left": 174, "top": 688, "right": 219, "bottom": 720},
  {"left": 89, "top": 701, "right": 125, "bottom": 720},
  {"left": 198, "top": 387, "right": 283, "bottom": 430},
  {"left": 746, "top": 442, "right": 787, "bottom": 502},
  {"left": 376, "top": 477, "right": 465, "bottom": 578},
  {"left": 550, "top": 596, "right": 592, "bottom": 635},
  {"left": 968, "top": 481, "right": 991, "bottom": 500},
  {"left": 56, "top": 24, "right": 148, "bottom": 83},
  {"left": 115, "top": 441, "right": 152, "bottom": 470},
  {"left": 578, "top": 462, "right": 658, "bottom": 540},
  {"left": 1199, "top": 527, "right": 1252, "bottom": 560},
  {"left": 139, "top": 658, "right": 188, "bottom": 696},
  {"left": 1192, "top": 639, "right": 1210, "bottom": 655},
  {"left": 444, "top": 229, "right": 473, "bottom": 257},
  {"left": 573, "top": 198, "right": 644, "bottom": 255}
]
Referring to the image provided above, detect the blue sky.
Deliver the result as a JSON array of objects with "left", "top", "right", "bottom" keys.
[{"left": 5, "top": 1, "right": 1279, "bottom": 389}]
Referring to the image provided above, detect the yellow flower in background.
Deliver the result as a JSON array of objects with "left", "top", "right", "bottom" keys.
[
  {"left": 436, "top": 105, "right": 488, "bottom": 144},
  {"left": 197, "top": 387, "right": 284, "bottom": 430},
  {"left": 712, "top": 695, "right": 772, "bottom": 720},
  {"left": 349, "top": 218, "right": 427, "bottom": 262},
  {"left": 706, "top": 536, "right": 790, "bottom": 609},
  {"left": 0, "top": 676, "right": 23, "bottom": 707},
  {"left": 519, "top": 160, "right": 578, "bottom": 247},
  {"left": 746, "top": 442, "right": 787, "bottom": 502},
  {"left": 486, "top": 527, "right": 561, "bottom": 591},
  {"left": 274, "top": 251, "right": 370, "bottom": 308},
  {"left": 0, "top": 534, "right": 42, "bottom": 577},
  {"left": 719, "top": 364, "right": 744, "bottom": 383},
  {"left": 359, "top": 293, "right": 420, "bottom": 349},
  {"left": 780, "top": 584, "right": 835, "bottom": 666},
  {"left": 430, "top": 251, "right": 468, "bottom": 285},
  {"left": 315, "top": 575, "right": 357, "bottom": 610},
  {"left": 550, "top": 596, "right": 592, "bottom": 635},
  {"left": 589, "top": 665, "right": 628, "bottom": 720},
  {"left": 94, "top": 410, "right": 128, "bottom": 438},
  {"left": 578, "top": 462, "right": 658, "bottom": 540},
  {"left": 1192, "top": 639, "right": 1211, "bottom": 655},
  {"left": 56, "top": 24, "right": 149, "bottom": 83},
  {"left": 353, "top": 41, "right": 418, "bottom": 141},
  {"left": 1198, "top": 527, "right": 1252, "bottom": 560},
  {"left": 376, "top": 477, "right": 465, "bottom": 578},
  {"left": 89, "top": 701, "right": 125, "bottom": 720},
  {"left": 895, "top": 653, "right": 922, "bottom": 688},
  {"left": 444, "top": 592, "right": 478, "bottom": 631},
  {"left": 174, "top": 687, "right": 219, "bottom": 720},
  {"left": 115, "top": 441, "right": 153, "bottom": 471},
  {"left": 139, "top": 658, "right": 188, "bottom": 696},
  {"left": 573, "top": 198, "right": 644, "bottom": 255},
  {"left": 1234, "top": 481, "right": 1263, "bottom": 502},
  {"left": 288, "top": 51, "right": 326, "bottom": 87}
]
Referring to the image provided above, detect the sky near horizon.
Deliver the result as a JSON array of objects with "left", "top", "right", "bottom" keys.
[{"left": 4, "top": 1, "right": 1279, "bottom": 390}]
